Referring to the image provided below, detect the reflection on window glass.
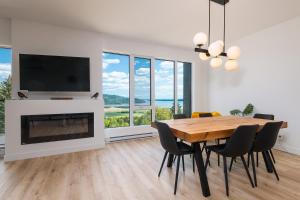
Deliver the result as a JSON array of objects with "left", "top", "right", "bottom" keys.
[
  {"left": 134, "top": 109, "right": 152, "bottom": 126},
  {"left": 134, "top": 57, "right": 151, "bottom": 106},
  {"left": 177, "top": 62, "right": 192, "bottom": 117},
  {"left": 0, "top": 48, "right": 12, "bottom": 135},
  {"left": 155, "top": 59, "right": 174, "bottom": 120},
  {"left": 102, "top": 52, "right": 130, "bottom": 128}
]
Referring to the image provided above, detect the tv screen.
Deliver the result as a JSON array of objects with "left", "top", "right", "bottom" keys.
[{"left": 20, "top": 54, "right": 90, "bottom": 92}]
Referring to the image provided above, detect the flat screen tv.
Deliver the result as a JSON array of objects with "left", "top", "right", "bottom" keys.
[{"left": 20, "top": 54, "right": 90, "bottom": 92}]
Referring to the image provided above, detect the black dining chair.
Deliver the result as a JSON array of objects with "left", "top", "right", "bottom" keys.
[
  {"left": 172, "top": 113, "right": 188, "bottom": 165},
  {"left": 199, "top": 112, "right": 224, "bottom": 166},
  {"left": 173, "top": 114, "right": 187, "bottom": 119},
  {"left": 199, "top": 113, "right": 213, "bottom": 118},
  {"left": 253, "top": 113, "right": 276, "bottom": 165},
  {"left": 248, "top": 121, "right": 283, "bottom": 186},
  {"left": 205, "top": 125, "right": 259, "bottom": 196},
  {"left": 155, "top": 121, "right": 194, "bottom": 195},
  {"left": 191, "top": 113, "right": 214, "bottom": 169}
]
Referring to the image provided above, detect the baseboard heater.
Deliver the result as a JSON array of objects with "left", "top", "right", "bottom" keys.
[{"left": 106, "top": 132, "right": 157, "bottom": 143}]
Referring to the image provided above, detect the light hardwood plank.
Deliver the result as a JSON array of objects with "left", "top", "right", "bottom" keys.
[{"left": 0, "top": 137, "right": 299, "bottom": 200}]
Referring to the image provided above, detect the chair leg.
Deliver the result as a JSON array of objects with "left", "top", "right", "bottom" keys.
[
  {"left": 173, "top": 155, "right": 177, "bottom": 164},
  {"left": 223, "top": 156, "right": 229, "bottom": 196},
  {"left": 229, "top": 157, "right": 234, "bottom": 172},
  {"left": 256, "top": 152, "right": 259, "bottom": 167},
  {"left": 182, "top": 155, "right": 185, "bottom": 172},
  {"left": 158, "top": 151, "right": 168, "bottom": 177},
  {"left": 250, "top": 152, "right": 257, "bottom": 187},
  {"left": 192, "top": 154, "right": 195, "bottom": 173},
  {"left": 241, "top": 155, "right": 255, "bottom": 188},
  {"left": 206, "top": 149, "right": 211, "bottom": 166},
  {"left": 217, "top": 139, "right": 220, "bottom": 166},
  {"left": 247, "top": 153, "right": 250, "bottom": 167},
  {"left": 201, "top": 142, "right": 206, "bottom": 152},
  {"left": 174, "top": 155, "right": 181, "bottom": 195},
  {"left": 269, "top": 150, "right": 276, "bottom": 164},
  {"left": 267, "top": 151, "right": 279, "bottom": 181},
  {"left": 204, "top": 150, "right": 211, "bottom": 170}
]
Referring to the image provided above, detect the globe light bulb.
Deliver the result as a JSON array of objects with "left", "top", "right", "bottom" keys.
[
  {"left": 215, "top": 40, "right": 224, "bottom": 47},
  {"left": 199, "top": 53, "right": 210, "bottom": 61},
  {"left": 227, "top": 46, "right": 241, "bottom": 60},
  {"left": 225, "top": 60, "right": 239, "bottom": 71},
  {"left": 210, "top": 57, "right": 223, "bottom": 68},
  {"left": 193, "top": 32, "right": 208, "bottom": 46},
  {"left": 208, "top": 41, "right": 223, "bottom": 57}
]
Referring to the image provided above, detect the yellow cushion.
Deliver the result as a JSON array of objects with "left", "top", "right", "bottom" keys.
[
  {"left": 211, "top": 112, "right": 222, "bottom": 117},
  {"left": 191, "top": 111, "right": 222, "bottom": 118}
]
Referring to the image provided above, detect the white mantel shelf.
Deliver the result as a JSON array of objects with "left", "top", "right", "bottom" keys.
[{"left": 5, "top": 99, "right": 105, "bottom": 162}]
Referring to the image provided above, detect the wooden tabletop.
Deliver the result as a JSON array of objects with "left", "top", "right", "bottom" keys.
[{"left": 151, "top": 116, "right": 288, "bottom": 143}]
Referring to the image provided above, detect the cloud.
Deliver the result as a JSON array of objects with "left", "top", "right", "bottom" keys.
[
  {"left": 103, "top": 58, "right": 120, "bottom": 69},
  {"left": 103, "top": 71, "right": 129, "bottom": 97},
  {"left": 136, "top": 67, "right": 150, "bottom": 76},
  {"left": 159, "top": 61, "right": 174, "bottom": 70},
  {"left": 0, "top": 63, "right": 11, "bottom": 72}
]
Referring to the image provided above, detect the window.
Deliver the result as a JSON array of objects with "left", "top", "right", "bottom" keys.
[
  {"left": 134, "top": 57, "right": 151, "bottom": 106},
  {"left": 102, "top": 52, "right": 130, "bottom": 128},
  {"left": 155, "top": 59, "right": 175, "bottom": 120},
  {"left": 0, "top": 47, "right": 12, "bottom": 135},
  {"left": 102, "top": 52, "right": 191, "bottom": 130}
]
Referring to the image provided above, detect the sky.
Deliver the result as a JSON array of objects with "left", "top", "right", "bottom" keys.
[
  {"left": 102, "top": 52, "right": 184, "bottom": 100},
  {"left": 0, "top": 48, "right": 12, "bottom": 82}
]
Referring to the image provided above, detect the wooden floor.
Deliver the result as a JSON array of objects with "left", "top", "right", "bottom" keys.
[{"left": 0, "top": 137, "right": 300, "bottom": 200}]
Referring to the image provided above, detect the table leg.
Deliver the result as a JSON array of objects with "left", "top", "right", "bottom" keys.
[
  {"left": 193, "top": 142, "right": 211, "bottom": 197},
  {"left": 167, "top": 154, "right": 174, "bottom": 168},
  {"left": 262, "top": 151, "right": 273, "bottom": 173}
]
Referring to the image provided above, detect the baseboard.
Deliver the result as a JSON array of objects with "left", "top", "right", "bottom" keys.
[
  {"left": 274, "top": 144, "right": 300, "bottom": 155},
  {"left": 4, "top": 142, "right": 105, "bottom": 162},
  {"left": 106, "top": 132, "right": 157, "bottom": 142}
]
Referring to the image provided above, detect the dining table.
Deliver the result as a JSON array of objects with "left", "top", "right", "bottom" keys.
[{"left": 151, "top": 116, "right": 288, "bottom": 197}]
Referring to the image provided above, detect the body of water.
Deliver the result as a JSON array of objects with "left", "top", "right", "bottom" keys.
[{"left": 105, "top": 100, "right": 183, "bottom": 108}]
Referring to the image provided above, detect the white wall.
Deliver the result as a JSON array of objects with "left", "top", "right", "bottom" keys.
[
  {"left": 209, "top": 16, "right": 300, "bottom": 154},
  {"left": 0, "top": 18, "right": 11, "bottom": 46},
  {"left": 11, "top": 19, "right": 103, "bottom": 100}
]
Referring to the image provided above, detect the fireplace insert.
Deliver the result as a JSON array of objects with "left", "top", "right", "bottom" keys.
[{"left": 21, "top": 113, "right": 94, "bottom": 144}]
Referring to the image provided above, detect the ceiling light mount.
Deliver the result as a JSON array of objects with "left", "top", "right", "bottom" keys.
[{"left": 211, "top": 0, "right": 229, "bottom": 5}]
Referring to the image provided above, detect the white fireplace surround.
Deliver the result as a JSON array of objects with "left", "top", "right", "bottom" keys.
[{"left": 5, "top": 100, "right": 105, "bottom": 161}]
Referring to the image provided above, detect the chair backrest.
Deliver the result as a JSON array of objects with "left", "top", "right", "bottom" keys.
[
  {"left": 173, "top": 114, "right": 187, "bottom": 119},
  {"left": 222, "top": 125, "right": 259, "bottom": 157},
  {"left": 155, "top": 121, "right": 179, "bottom": 154},
  {"left": 253, "top": 113, "right": 274, "bottom": 120},
  {"left": 199, "top": 113, "right": 213, "bottom": 118},
  {"left": 252, "top": 121, "right": 283, "bottom": 152}
]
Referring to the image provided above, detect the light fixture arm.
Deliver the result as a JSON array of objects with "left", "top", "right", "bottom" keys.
[
  {"left": 208, "top": 0, "right": 211, "bottom": 46},
  {"left": 223, "top": 0, "right": 226, "bottom": 51}
]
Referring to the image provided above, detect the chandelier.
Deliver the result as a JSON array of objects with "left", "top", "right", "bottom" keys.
[{"left": 193, "top": 0, "right": 240, "bottom": 71}]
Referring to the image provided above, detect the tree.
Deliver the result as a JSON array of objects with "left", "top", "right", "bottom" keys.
[{"left": 0, "top": 76, "right": 12, "bottom": 134}]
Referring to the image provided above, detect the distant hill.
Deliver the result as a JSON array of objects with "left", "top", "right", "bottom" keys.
[{"left": 103, "top": 94, "right": 145, "bottom": 105}]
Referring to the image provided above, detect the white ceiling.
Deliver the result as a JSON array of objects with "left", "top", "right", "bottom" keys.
[{"left": 0, "top": 0, "right": 300, "bottom": 49}]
